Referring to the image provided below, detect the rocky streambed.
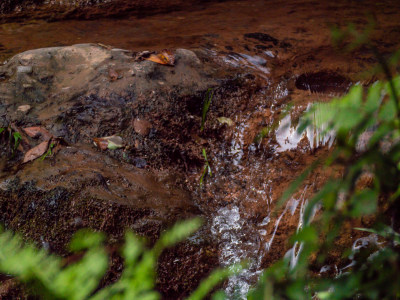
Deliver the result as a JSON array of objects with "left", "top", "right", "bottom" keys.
[{"left": 0, "top": 0, "right": 400, "bottom": 299}]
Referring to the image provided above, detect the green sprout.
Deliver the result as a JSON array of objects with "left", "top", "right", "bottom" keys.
[
  {"left": 0, "top": 128, "right": 5, "bottom": 135},
  {"left": 253, "top": 103, "right": 293, "bottom": 144},
  {"left": 199, "top": 148, "right": 212, "bottom": 187},
  {"left": 200, "top": 88, "right": 214, "bottom": 132},
  {"left": 40, "top": 143, "right": 55, "bottom": 161},
  {"left": 12, "top": 132, "right": 21, "bottom": 154}
]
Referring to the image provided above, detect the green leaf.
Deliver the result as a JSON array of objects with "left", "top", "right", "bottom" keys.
[
  {"left": 187, "top": 264, "right": 242, "bottom": 300},
  {"left": 217, "top": 117, "right": 234, "bottom": 126},
  {"left": 355, "top": 226, "right": 400, "bottom": 244},
  {"left": 13, "top": 131, "right": 21, "bottom": 150},
  {"left": 365, "top": 81, "right": 383, "bottom": 113},
  {"left": 69, "top": 229, "right": 105, "bottom": 252},
  {"left": 201, "top": 88, "right": 214, "bottom": 132},
  {"left": 123, "top": 231, "right": 144, "bottom": 267},
  {"left": 379, "top": 100, "right": 397, "bottom": 122},
  {"left": 349, "top": 189, "right": 377, "bottom": 217},
  {"left": 290, "top": 226, "right": 318, "bottom": 244},
  {"left": 200, "top": 148, "right": 212, "bottom": 187},
  {"left": 367, "top": 123, "right": 392, "bottom": 149},
  {"left": 54, "top": 248, "right": 108, "bottom": 300},
  {"left": 154, "top": 218, "right": 202, "bottom": 255}
]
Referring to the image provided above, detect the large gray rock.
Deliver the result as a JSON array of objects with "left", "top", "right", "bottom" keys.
[
  {"left": 0, "top": 44, "right": 227, "bottom": 295},
  {"left": 0, "top": 44, "right": 214, "bottom": 128}
]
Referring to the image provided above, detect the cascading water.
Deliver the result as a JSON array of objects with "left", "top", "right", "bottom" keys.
[{"left": 207, "top": 75, "right": 335, "bottom": 298}]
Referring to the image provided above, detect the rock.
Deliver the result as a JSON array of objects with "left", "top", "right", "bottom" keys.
[
  {"left": 175, "top": 48, "right": 201, "bottom": 66},
  {"left": 0, "top": 44, "right": 214, "bottom": 130},
  {"left": 133, "top": 119, "right": 151, "bottom": 136},
  {"left": 0, "top": 43, "right": 226, "bottom": 241},
  {"left": 0, "top": 43, "right": 240, "bottom": 299}
]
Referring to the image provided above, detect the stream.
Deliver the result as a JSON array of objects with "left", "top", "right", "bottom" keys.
[{"left": 1, "top": 0, "right": 400, "bottom": 299}]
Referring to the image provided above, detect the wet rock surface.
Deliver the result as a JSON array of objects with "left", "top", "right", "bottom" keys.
[
  {"left": 0, "top": 0, "right": 209, "bottom": 23},
  {"left": 0, "top": 44, "right": 227, "bottom": 298},
  {"left": 0, "top": 41, "right": 362, "bottom": 298},
  {"left": 0, "top": 0, "right": 400, "bottom": 298}
]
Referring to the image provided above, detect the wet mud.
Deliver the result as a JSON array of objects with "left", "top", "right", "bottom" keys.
[{"left": 0, "top": 0, "right": 400, "bottom": 299}]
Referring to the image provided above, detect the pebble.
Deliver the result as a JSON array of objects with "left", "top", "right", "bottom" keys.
[{"left": 133, "top": 119, "right": 152, "bottom": 136}]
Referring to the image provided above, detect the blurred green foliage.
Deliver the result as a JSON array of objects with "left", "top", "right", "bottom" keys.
[
  {"left": 0, "top": 219, "right": 240, "bottom": 299},
  {"left": 248, "top": 71, "right": 400, "bottom": 299},
  {"left": 2, "top": 22, "right": 400, "bottom": 300}
]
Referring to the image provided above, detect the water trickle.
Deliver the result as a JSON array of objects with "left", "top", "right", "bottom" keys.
[
  {"left": 275, "top": 114, "right": 304, "bottom": 152},
  {"left": 229, "top": 119, "right": 249, "bottom": 167},
  {"left": 222, "top": 53, "right": 270, "bottom": 78},
  {"left": 284, "top": 186, "right": 312, "bottom": 269},
  {"left": 211, "top": 206, "right": 262, "bottom": 298},
  {"left": 275, "top": 103, "right": 335, "bottom": 152}
]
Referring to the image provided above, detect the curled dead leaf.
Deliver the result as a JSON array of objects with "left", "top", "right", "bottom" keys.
[
  {"left": 23, "top": 140, "right": 49, "bottom": 163},
  {"left": 217, "top": 117, "right": 234, "bottom": 126},
  {"left": 23, "top": 126, "right": 53, "bottom": 141},
  {"left": 17, "top": 105, "right": 31, "bottom": 113},
  {"left": 93, "top": 135, "right": 124, "bottom": 150},
  {"left": 108, "top": 69, "right": 119, "bottom": 81},
  {"left": 146, "top": 50, "right": 175, "bottom": 66}
]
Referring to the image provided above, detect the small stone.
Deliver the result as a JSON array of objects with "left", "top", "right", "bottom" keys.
[
  {"left": 133, "top": 157, "right": 147, "bottom": 168},
  {"left": 17, "top": 104, "right": 31, "bottom": 113},
  {"left": 133, "top": 119, "right": 152, "bottom": 136},
  {"left": 17, "top": 65, "right": 33, "bottom": 74},
  {"left": 175, "top": 49, "right": 201, "bottom": 66}
]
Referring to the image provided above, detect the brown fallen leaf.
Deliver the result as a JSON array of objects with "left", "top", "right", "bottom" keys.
[
  {"left": 108, "top": 69, "right": 119, "bottom": 81},
  {"left": 23, "top": 126, "right": 52, "bottom": 141},
  {"left": 93, "top": 135, "right": 124, "bottom": 150},
  {"left": 17, "top": 104, "right": 31, "bottom": 113},
  {"left": 23, "top": 140, "right": 49, "bottom": 163},
  {"left": 146, "top": 50, "right": 175, "bottom": 66}
]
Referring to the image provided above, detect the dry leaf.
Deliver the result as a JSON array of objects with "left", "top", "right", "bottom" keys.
[
  {"left": 23, "top": 141, "right": 49, "bottom": 163},
  {"left": 146, "top": 50, "right": 175, "bottom": 66},
  {"left": 217, "top": 117, "right": 234, "bottom": 126},
  {"left": 23, "top": 127, "right": 52, "bottom": 141},
  {"left": 108, "top": 69, "right": 119, "bottom": 81},
  {"left": 93, "top": 135, "right": 124, "bottom": 150},
  {"left": 17, "top": 105, "right": 31, "bottom": 113}
]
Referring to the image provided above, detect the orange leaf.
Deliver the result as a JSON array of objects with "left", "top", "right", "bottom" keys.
[
  {"left": 23, "top": 141, "right": 49, "bottom": 163},
  {"left": 108, "top": 69, "right": 119, "bottom": 81},
  {"left": 93, "top": 137, "right": 109, "bottom": 150},
  {"left": 146, "top": 50, "right": 175, "bottom": 66},
  {"left": 93, "top": 135, "right": 123, "bottom": 150}
]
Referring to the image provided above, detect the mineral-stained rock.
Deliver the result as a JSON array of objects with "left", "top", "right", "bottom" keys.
[{"left": 0, "top": 43, "right": 234, "bottom": 298}]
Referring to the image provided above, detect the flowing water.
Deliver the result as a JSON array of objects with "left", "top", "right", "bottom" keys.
[{"left": 1, "top": 0, "right": 400, "bottom": 298}]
